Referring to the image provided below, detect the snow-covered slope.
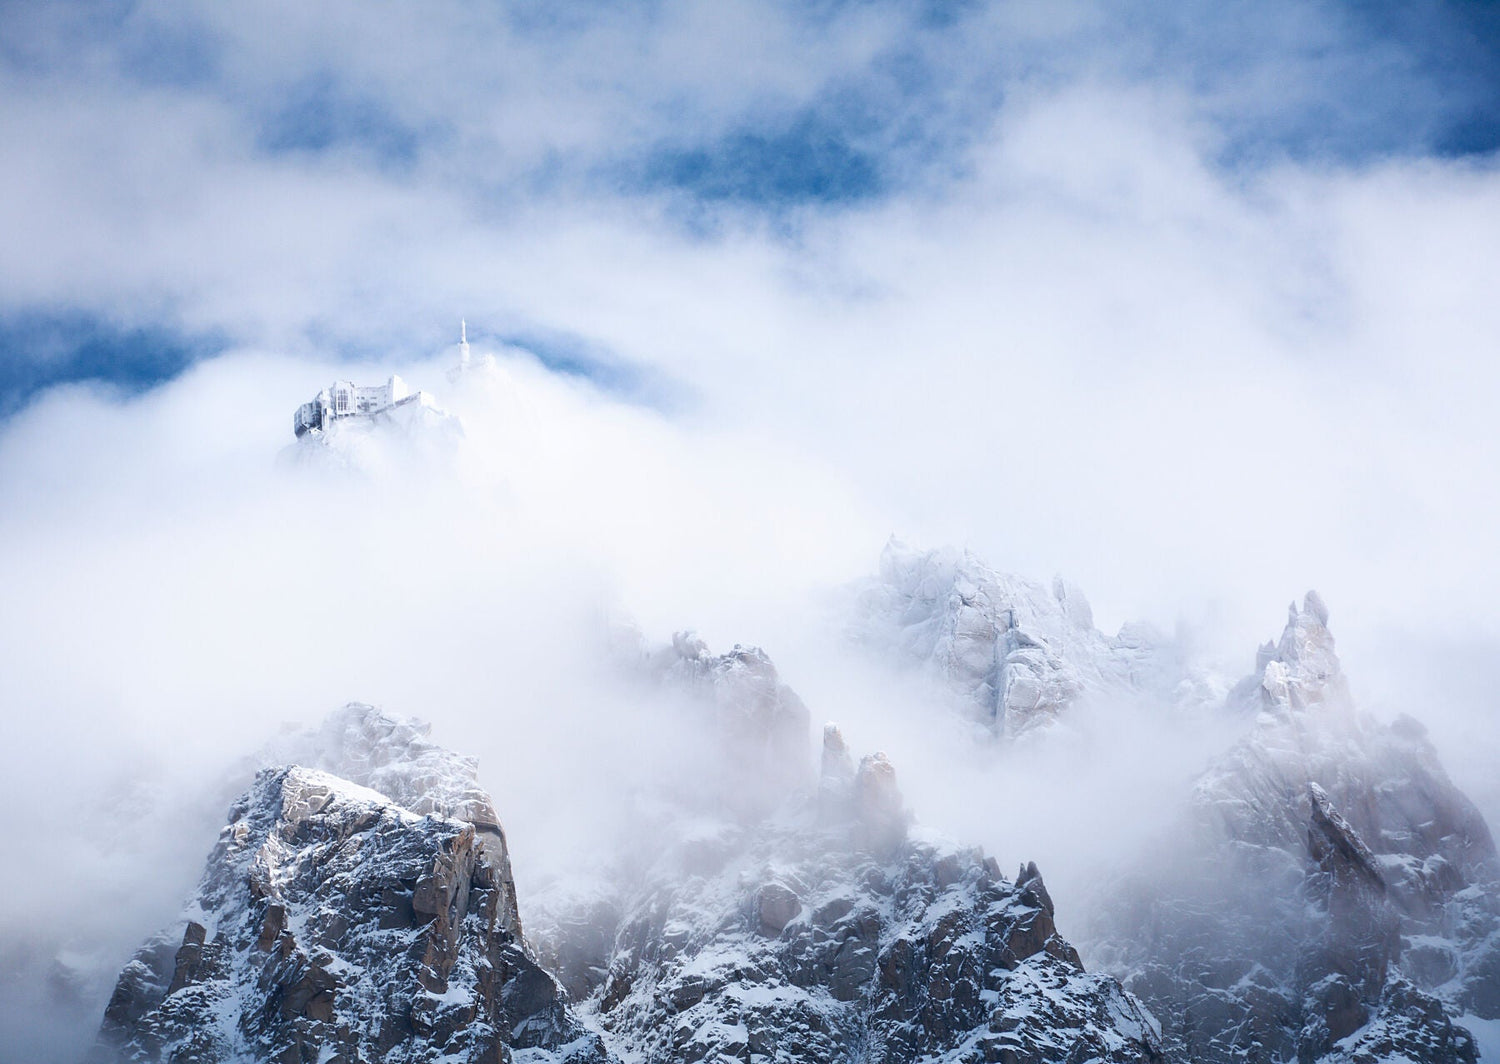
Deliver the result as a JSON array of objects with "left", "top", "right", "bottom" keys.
[{"left": 91, "top": 710, "right": 606, "bottom": 1064}]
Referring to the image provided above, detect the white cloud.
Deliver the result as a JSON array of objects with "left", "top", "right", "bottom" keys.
[{"left": 1, "top": 2, "right": 1498, "bottom": 1056}]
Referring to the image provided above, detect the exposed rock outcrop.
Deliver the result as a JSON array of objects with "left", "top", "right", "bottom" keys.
[
  {"left": 92, "top": 713, "right": 606, "bottom": 1064},
  {"left": 529, "top": 634, "right": 1165, "bottom": 1063},
  {"left": 536, "top": 810, "right": 1164, "bottom": 1063}
]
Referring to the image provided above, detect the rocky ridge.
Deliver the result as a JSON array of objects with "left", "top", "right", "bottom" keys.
[
  {"left": 528, "top": 635, "right": 1167, "bottom": 1063},
  {"left": 90, "top": 545, "right": 1499, "bottom": 1064},
  {"left": 844, "top": 542, "right": 1499, "bottom": 1061}
]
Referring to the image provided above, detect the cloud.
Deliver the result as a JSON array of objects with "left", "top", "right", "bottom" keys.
[
  {"left": 1, "top": 1, "right": 1498, "bottom": 1057},
  {"left": 0, "top": 343, "right": 888, "bottom": 1059}
]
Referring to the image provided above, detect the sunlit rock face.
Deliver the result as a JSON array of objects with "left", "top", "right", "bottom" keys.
[
  {"left": 1090, "top": 595, "right": 1499, "bottom": 1064},
  {"left": 91, "top": 715, "right": 606, "bottom": 1064},
  {"left": 849, "top": 538, "right": 1199, "bottom": 736},
  {"left": 528, "top": 638, "right": 1167, "bottom": 1064},
  {"left": 267, "top": 703, "right": 526, "bottom": 938}
]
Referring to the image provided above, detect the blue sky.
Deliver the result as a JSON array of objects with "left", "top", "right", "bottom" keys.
[{"left": 2, "top": 0, "right": 1498, "bottom": 409}]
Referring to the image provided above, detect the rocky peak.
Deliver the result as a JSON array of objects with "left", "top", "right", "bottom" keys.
[
  {"left": 93, "top": 723, "right": 605, "bottom": 1064},
  {"left": 1255, "top": 591, "right": 1349, "bottom": 716},
  {"left": 647, "top": 632, "right": 814, "bottom": 817},
  {"left": 854, "top": 750, "right": 908, "bottom": 853},
  {"left": 1015, "top": 859, "right": 1057, "bottom": 919},
  {"left": 272, "top": 702, "right": 523, "bottom": 937},
  {"left": 818, "top": 722, "right": 856, "bottom": 819},
  {"left": 819, "top": 722, "right": 855, "bottom": 786},
  {"left": 813, "top": 724, "right": 909, "bottom": 852}
]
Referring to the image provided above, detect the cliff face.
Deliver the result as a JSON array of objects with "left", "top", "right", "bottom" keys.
[
  {"left": 94, "top": 689, "right": 1164, "bottom": 1064},
  {"left": 91, "top": 712, "right": 605, "bottom": 1064},
  {"left": 1089, "top": 596, "right": 1500, "bottom": 1064}
]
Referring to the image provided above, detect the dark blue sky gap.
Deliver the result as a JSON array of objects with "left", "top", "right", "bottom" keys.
[
  {"left": 256, "top": 73, "right": 428, "bottom": 169},
  {"left": 0, "top": 312, "right": 227, "bottom": 417},
  {"left": 625, "top": 0, "right": 1500, "bottom": 212},
  {"left": 639, "top": 115, "right": 885, "bottom": 206},
  {"left": 1123, "top": 0, "right": 1500, "bottom": 162}
]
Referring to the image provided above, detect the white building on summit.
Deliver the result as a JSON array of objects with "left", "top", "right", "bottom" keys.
[
  {"left": 293, "top": 374, "right": 423, "bottom": 438},
  {"left": 293, "top": 325, "right": 476, "bottom": 438}
]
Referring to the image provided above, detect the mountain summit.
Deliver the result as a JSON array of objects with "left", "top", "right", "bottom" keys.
[{"left": 91, "top": 707, "right": 604, "bottom": 1064}]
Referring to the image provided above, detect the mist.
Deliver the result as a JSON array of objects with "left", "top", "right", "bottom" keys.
[{"left": 2, "top": 1, "right": 1498, "bottom": 1060}]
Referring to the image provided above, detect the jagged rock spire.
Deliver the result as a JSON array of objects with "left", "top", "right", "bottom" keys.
[{"left": 1258, "top": 590, "right": 1348, "bottom": 714}]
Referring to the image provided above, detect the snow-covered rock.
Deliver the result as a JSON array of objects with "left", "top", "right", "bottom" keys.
[
  {"left": 544, "top": 815, "right": 1165, "bottom": 1064},
  {"left": 267, "top": 703, "right": 524, "bottom": 934},
  {"left": 91, "top": 714, "right": 605, "bottom": 1064},
  {"left": 850, "top": 539, "right": 1194, "bottom": 736},
  {"left": 529, "top": 634, "right": 1166, "bottom": 1063},
  {"left": 1089, "top": 595, "right": 1499, "bottom": 1064}
]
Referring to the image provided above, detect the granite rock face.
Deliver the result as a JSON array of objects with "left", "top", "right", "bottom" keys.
[
  {"left": 546, "top": 825, "right": 1165, "bottom": 1064},
  {"left": 1090, "top": 596, "right": 1498, "bottom": 1064},
  {"left": 274, "top": 703, "right": 527, "bottom": 937},
  {"left": 91, "top": 712, "right": 606, "bottom": 1064}
]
